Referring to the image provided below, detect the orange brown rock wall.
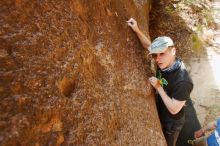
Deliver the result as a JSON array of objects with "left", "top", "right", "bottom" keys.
[{"left": 0, "top": 0, "right": 167, "bottom": 145}]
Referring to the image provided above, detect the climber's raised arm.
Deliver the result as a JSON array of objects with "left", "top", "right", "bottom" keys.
[{"left": 127, "top": 18, "right": 151, "bottom": 50}]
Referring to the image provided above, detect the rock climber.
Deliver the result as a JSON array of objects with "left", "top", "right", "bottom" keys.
[{"left": 127, "top": 18, "right": 194, "bottom": 146}]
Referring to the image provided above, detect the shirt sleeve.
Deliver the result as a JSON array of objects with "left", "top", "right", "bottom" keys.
[{"left": 171, "top": 81, "right": 193, "bottom": 101}]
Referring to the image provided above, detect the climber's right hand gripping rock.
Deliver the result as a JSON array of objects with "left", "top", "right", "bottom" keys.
[{"left": 127, "top": 18, "right": 139, "bottom": 32}]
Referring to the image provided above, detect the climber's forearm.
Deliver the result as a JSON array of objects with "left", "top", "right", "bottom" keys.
[
  {"left": 157, "top": 86, "right": 186, "bottom": 115},
  {"left": 202, "top": 121, "right": 217, "bottom": 132},
  {"left": 135, "top": 29, "right": 151, "bottom": 50}
]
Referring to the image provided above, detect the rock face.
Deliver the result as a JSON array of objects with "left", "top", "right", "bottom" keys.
[
  {"left": 149, "top": 0, "right": 194, "bottom": 60},
  {"left": 0, "top": 0, "right": 167, "bottom": 145}
]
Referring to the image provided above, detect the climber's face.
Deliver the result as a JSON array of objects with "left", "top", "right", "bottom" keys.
[{"left": 152, "top": 47, "right": 176, "bottom": 70}]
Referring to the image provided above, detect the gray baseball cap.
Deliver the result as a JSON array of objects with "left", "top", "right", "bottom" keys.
[{"left": 149, "top": 36, "right": 174, "bottom": 54}]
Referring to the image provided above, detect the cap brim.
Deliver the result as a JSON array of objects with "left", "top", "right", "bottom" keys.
[{"left": 148, "top": 47, "right": 168, "bottom": 55}]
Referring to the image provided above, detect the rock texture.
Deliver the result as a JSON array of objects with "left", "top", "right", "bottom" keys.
[
  {"left": 0, "top": 0, "right": 167, "bottom": 145},
  {"left": 149, "top": 0, "right": 194, "bottom": 60}
]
